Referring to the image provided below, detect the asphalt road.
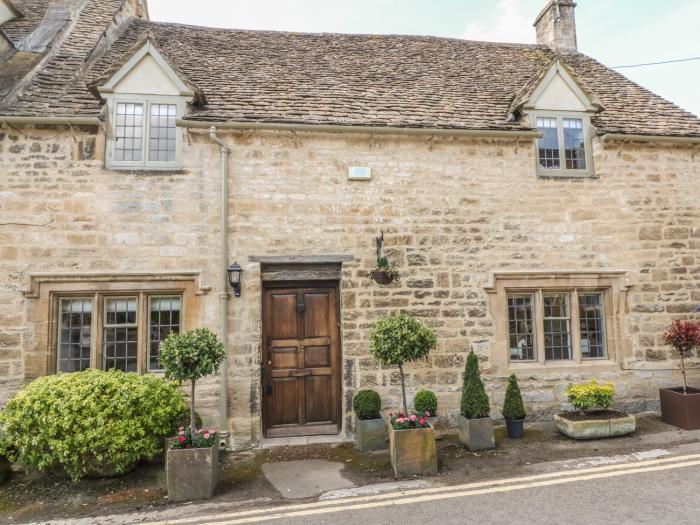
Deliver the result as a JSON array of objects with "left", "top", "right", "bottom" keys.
[{"left": 186, "top": 455, "right": 700, "bottom": 525}]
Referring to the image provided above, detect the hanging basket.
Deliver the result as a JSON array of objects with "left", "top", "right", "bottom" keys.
[{"left": 370, "top": 270, "right": 395, "bottom": 285}]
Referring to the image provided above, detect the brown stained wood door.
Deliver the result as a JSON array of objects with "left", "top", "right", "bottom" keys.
[{"left": 263, "top": 286, "right": 341, "bottom": 438}]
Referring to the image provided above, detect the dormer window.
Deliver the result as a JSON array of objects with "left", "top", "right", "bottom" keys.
[
  {"left": 510, "top": 61, "right": 601, "bottom": 178},
  {"left": 535, "top": 114, "right": 590, "bottom": 174},
  {"left": 92, "top": 41, "right": 201, "bottom": 171}
]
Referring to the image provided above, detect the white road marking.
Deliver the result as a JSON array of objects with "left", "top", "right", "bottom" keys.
[
  {"left": 196, "top": 459, "right": 700, "bottom": 524},
  {"left": 143, "top": 452, "right": 700, "bottom": 525}
]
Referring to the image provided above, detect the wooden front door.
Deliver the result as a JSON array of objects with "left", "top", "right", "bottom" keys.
[{"left": 262, "top": 285, "right": 341, "bottom": 438}]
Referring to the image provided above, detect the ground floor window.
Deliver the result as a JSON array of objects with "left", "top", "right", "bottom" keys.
[
  {"left": 57, "top": 292, "right": 182, "bottom": 373},
  {"left": 506, "top": 289, "right": 608, "bottom": 364},
  {"left": 485, "top": 271, "right": 628, "bottom": 371}
]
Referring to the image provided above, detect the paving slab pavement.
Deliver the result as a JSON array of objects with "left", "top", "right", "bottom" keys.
[{"left": 261, "top": 459, "right": 355, "bottom": 499}]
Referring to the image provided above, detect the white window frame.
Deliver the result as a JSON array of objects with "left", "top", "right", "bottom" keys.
[
  {"left": 105, "top": 94, "right": 186, "bottom": 171},
  {"left": 532, "top": 111, "right": 594, "bottom": 178}
]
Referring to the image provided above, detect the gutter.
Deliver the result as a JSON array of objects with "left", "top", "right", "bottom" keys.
[
  {"left": 0, "top": 116, "right": 101, "bottom": 126},
  {"left": 601, "top": 133, "right": 700, "bottom": 145},
  {"left": 177, "top": 119, "right": 542, "bottom": 139},
  {"left": 207, "top": 126, "right": 231, "bottom": 449}
]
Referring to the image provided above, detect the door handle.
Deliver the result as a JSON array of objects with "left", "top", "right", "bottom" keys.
[{"left": 291, "top": 370, "right": 311, "bottom": 377}]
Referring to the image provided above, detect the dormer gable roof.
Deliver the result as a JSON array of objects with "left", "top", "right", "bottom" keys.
[
  {"left": 508, "top": 59, "right": 602, "bottom": 120},
  {"left": 89, "top": 36, "right": 206, "bottom": 105}
]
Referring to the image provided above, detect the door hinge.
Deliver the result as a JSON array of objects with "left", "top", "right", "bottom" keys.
[
  {"left": 296, "top": 303, "right": 305, "bottom": 313},
  {"left": 264, "top": 384, "right": 273, "bottom": 397}
]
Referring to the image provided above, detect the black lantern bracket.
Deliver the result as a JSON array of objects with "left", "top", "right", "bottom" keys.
[{"left": 227, "top": 262, "right": 243, "bottom": 297}]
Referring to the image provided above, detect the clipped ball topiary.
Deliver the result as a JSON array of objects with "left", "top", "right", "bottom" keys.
[
  {"left": 160, "top": 327, "right": 225, "bottom": 433},
  {"left": 369, "top": 313, "right": 437, "bottom": 414},
  {"left": 460, "top": 350, "right": 490, "bottom": 419},
  {"left": 353, "top": 389, "right": 381, "bottom": 420},
  {"left": 414, "top": 390, "right": 438, "bottom": 417},
  {"left": 0, "top": 369, "right": 187, "bottom": 481},
  {"left": 502, "top": 374, "right": 526, "bottom": 421}
]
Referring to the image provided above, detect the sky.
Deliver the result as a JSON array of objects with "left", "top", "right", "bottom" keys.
[{"left": 148, "top": 0, "right": 700, "bottom": 117}]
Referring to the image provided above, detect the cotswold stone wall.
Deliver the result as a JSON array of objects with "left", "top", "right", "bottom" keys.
[
  {"left": 0, "top": 126, "right": 223, "bottom": 425},
  {"left": 194, "top": 130, "right": 700, "bottom": 446},
  {"left": 1, "top": 126, "right": 699, "bottom": 449}
]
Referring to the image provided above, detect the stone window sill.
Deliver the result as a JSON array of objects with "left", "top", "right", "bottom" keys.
[{"left": 507, "top": 359, "right": 619, "bottom": 374}]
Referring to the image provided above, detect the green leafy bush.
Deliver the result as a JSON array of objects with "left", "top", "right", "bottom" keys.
[
  {"left": 0, "top": 369, "right": 187, "bottom": 481},
  {"left": 460, "top": 351, "right": 490, "bottom": 419},
  {"left": 566, "top": 379, "right": 614, "bottom": 412},
  {"left": 353, "top": 389, "right": 381, "bottom": 420},
  {"left": 502, "top": 374, "right": 526, "bottom": 421},
  {"left": 369, "top": 313, "right": 437, "bottom": 414},
  {"left": 413, "top": 390, "right": 438, "bottom": 417},
  {"left": 160, "top": 327, "right": 225, "bottom": 435}
]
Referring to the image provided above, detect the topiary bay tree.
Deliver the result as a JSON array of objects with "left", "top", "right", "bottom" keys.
[
  {"left": 369, "top": 313, "right": 437, "bottom": 414},
  {"left": 160, "top": 328, "right": 225, "bottom": 433}
]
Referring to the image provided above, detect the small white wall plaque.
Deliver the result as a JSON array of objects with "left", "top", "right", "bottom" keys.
[{"left": 348, "top": 166, "right": 372, "bottom": 180}]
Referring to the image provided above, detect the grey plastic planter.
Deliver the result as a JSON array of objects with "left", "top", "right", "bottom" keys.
[
  {"left": 554, "top": 413, "right": 636, "bottom": 440},
  {"left": 167, "top": 444, "right": 219, "bottom": 501},
  {"left": 458, "top": 415, "right": 495, "bottom": 451},
  {"left": 355, "top": 416, "right": 387, "bottom": 451}
]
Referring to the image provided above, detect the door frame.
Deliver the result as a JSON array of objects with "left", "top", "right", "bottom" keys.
[{"left": 261, "top": 279, "right": 343, "bottom": 438}]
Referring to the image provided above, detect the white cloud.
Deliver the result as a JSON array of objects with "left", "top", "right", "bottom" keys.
[{"left": 460, "top": 0, "right": 536, "bottom": 44}]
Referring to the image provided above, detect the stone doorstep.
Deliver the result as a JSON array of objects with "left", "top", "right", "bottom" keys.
[{"left": 260, "top": 434, "right": 351, "bottom": 448}]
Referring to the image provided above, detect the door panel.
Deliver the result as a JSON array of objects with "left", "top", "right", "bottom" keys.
[
  {"left": 263, "top": 285, "right": 340, "bottom": 437},
  {"left": 305, "top": 375, "right": 331, "bottom": 423}
]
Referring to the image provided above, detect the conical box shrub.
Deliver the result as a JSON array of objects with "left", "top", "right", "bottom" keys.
[
  {"left": 502, "top": 374, "right": 526, "bottom": 420},
  {"left": 460, "top": 350, "right": 490, "bottom": 419}
]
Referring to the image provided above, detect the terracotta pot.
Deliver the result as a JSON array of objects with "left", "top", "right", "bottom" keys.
[
  {"left": 167, "top": 444, "right": 219, "bottom": 501},
  {"left": 355, "top": 415, "right": 387, "bottom": 451},
  {"left": 458, "top": 415, "right": 495, "bottom": 451},
  {"left": 388, "top": 423, "right": 437, "bottom": 478},
  {"left": 660, "top": 387, "right": 700, "bottom": 430},
  {"left": 370, "top": 270, "right": 394, "bottom": 285}
]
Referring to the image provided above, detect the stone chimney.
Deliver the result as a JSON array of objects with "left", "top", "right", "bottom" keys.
[{"left": 534, "top": 1, "right": 577, "bottom": 51}]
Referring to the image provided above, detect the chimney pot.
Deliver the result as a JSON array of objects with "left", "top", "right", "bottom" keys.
[{"left": 534, "top": 1, "right": 578, "bottom": 52}]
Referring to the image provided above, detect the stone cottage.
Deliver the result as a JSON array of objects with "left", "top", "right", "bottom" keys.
[{"left": 1, "top": 0, "right": 699, "bottom": 449}]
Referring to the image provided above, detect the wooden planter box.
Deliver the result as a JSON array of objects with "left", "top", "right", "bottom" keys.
[
  {"left": 660, "top": 387, "right": 700, "bottom": 430},
  {"left": 554, "top": 412, "right": 636, "bottom": 440},
  {"left": 167, "top": 444, "right": 219, "bottom": 501},
  {"left": 458, "top": 415, "right": 495, "bottom": 451},
  {"left": 388, "top": 423, "right": 437, "bottom": 478},
  {"left": 355, "top": 416, "right": 387, "bottom": 451}
]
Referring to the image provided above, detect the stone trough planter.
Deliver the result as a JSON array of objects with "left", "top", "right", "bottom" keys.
[
  {"left": 458, "top": 415, "right": 495, "bottom": 451},
  {"left": 554, "top": 411, "right": 636, "bottom": 440},
  {"left": 388, "top": 423, "right": 437, "bottom": 478},
  {"left": 166, "top": 444, "right": 219, "bottom": 502},
  {"left": 355, "top": 416, "right": 387, "bottom": 451}
]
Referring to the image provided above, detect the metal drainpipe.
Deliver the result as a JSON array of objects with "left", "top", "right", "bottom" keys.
[{"left": 208, "top": 126, "right": 230, "bottom": 449}]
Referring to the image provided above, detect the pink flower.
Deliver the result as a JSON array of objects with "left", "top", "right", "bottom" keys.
[
  {"left": 410, "top": 415, "right": 417, "bottom": 422},
  {"left": 209, "top": 429, "right": 215, "bottom": 434},
  {"left": 178, "top": 436, "right": 185, "bottom": 443},
  {"left": 424, "top": 411, "right": 431, "bottom": 417},
  {"left": 419, "top": 418, "right": 426, "bottom": 425},
  {"left": 179, "top": 430, "right": 184, "bottom": 436},
  {"left": 204, "top": 432, "right": 210, "bottom": 439},
  {"left": 179, "top": 426, "right": 184, "bottom": 431}
]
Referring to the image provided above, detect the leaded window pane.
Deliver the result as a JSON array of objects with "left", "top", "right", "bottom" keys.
[
  {"left": 579, "top": 293, "right": 607, "bottom": 359},
  {"left": 563, "top": 118, "right": 587, "bottom": 170},
  {"left": 537, "top": 117, "right": 560, "bottom": 169},
  {"left": 148, "top": 296, "right": 181, "bottom": 370},
  {"left": 148, "top": 104, "right": 177, "bottom": 162},
  {"left": 507, "top": 293, "right": 536, "bottom": 361},
  {"left": 59, "top": 298, "right": 92, "bottom": 372},
  {"left": 103, "top": 297, "right": 138, "bottom": 372},
  {"left": 543, "top": 293, "right": 572, "bottom": 360},
  {"left": 114, "top": 103, "right": 143, "bottom": 161}
]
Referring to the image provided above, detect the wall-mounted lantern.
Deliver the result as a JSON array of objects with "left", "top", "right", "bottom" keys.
[{"left": 227, "top": 262, "right": 243, "bottom": 297}]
